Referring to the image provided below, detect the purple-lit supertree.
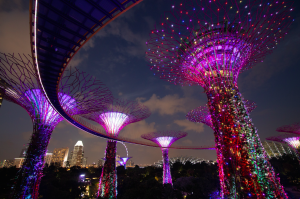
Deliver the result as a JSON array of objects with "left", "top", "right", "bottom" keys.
[
  {"left": 277, "top": 122, "right": 300, "bottom": 135},
  {"left": 186, "top": 100, "right": 256, "bottom": 195},
  {"left": 0, "top": 53, "right": 112, "bottom": 199},
  {"left": 146, "top": 0, "right": 294, "bottom": 197},
  {"left": 82, "top": 98, "right": 151, "bottom": 198},
  {"left": 266, "top": 134, "right": 300, "bottom": 162},
  {"left": 141, "top": 131, "right": 187, "bottom": 185},
  {"left": 117, "top": 157, "right": 132, "bottom": 169}
]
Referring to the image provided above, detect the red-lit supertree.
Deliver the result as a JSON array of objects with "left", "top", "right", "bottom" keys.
[
  {"left": 187, "top": 100, "right": 256, "bottom": 195},
  {"left": 146, "top": 0, "right": 294, "bottom": 197},
  {"left": 266, "top": 134, "right": 300, "bottom": 162},
  {"left": 82, "top": 98, "right": 151, "bottom": 199},
  {"left": 141, "top": 131, "right": 187, "bottom": 185},
  {"left": 0, "top": 53, "right": 112, "bottom": 199}
]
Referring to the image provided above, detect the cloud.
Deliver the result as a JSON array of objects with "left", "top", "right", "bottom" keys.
[
  {"left": 174, "top": 119, "right": 204, "bottom": 133},
  {"left": 120, "top": 120, "right": 157, "bottom": 139},
  {"left": 68, "top": 52, "right": 89, "bottom": 68},
  {"left": 0, "top": 10, "right": 30, "bottom": 54},
  {"left": 137, "top": 94, "right": 202, "bottom": 116}
]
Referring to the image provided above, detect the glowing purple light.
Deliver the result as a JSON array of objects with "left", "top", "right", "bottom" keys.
[
  {"left": 99, "top": 112, "right": 128, "bottom": 136},
  {"left": 156, "top": 137, "right": 174, "bottom": 148},
  {"left": 283, "top": 137, "right": 300, "bottom": 149}
]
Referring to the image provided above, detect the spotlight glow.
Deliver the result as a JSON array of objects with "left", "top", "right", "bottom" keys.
[
  {"left": 99, "top": 112, "right": 128, "bottom": 136},
  {"left": 155, "top": 137, "right": 174, "bottom": 148},
  {"left": 283, "top": 137, "right": 300, "bottom": 149}
]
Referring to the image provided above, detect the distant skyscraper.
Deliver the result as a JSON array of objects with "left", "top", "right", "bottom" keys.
[
  {"left": 82, "top": 157, "right": 87, "bottom": 168},
  {"left": 51, "top": 148, "right": 69, "bottom": 167},
  {"left": 71, "top": 141, "right": 84, "bottom": 167},
  {"left": 14, "top": 158, "right": 25, "bottom": 168},
  {"left": 19, "top": 148, "right": 27, "bottom": 158},
  {"left": 116, "top": 155, "right": 121, "bottom": 167},
  {"left": 97, "top": 159, "right": 103, "bottom": 167},
  {"left": 44, "top": 153, "right": 53, "bottom": 166}
]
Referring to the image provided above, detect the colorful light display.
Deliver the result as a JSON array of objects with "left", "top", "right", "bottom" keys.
[
  {"left": 0, "top": 53, "right": 112, "bottom": 199},
  {"left": 117, "top": 157, "right": 132, "bottom": 169},
  {"left": 146, "top": 0, "right": 293, "bottom": 197},
  {"left": 267, "top": 134, "right": 300, "bottom": 163},
  {"left": 277, "top": 122, "right": 300, "bottom": 135},
  {"left": 187, "top": 100, "right": 256, "bottom": 129},
  {"left": 142, "top": 131, "right": 187, "bottom": 185},
  {"left": 83, "top": 98, "right": 151, "bottom": 198}
]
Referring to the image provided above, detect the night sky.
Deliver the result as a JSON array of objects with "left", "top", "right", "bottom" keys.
[{"left": 0, "top": 0, "right": 300, "bottom": 166}]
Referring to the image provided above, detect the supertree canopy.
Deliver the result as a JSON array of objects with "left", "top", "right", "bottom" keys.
[
  {"left": 83, "top": 98, "right": 151, "bottom": 199},
  {"left": 187, "top": 100, "right": 256, "bottom": 129},
  {"left": 0, "top": 53, "right": 112, "bottom": 199},
  {"left": 277, "top": 122, "right": 300, "bottom": 135},
  {"left": 117, "top": 157, "right": 132, "bottom": 169},
  {"left": 154, "top": 156, "right": 214, "bottom": 168},
  {"left": 142, "top": 131, "right": 187, "bottom": 185},
  {"left": 146, "top": 0, "right": 294, "bottom": 198}
]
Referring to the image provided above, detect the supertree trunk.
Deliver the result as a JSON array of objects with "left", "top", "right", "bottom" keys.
[
  {"left": 98, "top": 140, "right": 117, "bottom": 199},
  {"left": 12, "top": 122, "right": 52, "bottom": 199},
  {"left": 161, "top": 148, "right": 172, "bottom": 185},
  {"left": 206, "top": 82, "right": 287, "bottom": 198}
]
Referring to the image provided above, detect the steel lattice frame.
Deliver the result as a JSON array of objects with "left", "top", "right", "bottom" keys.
[
  {"left": 267, "top": 134, "right": 300, "bottom": 162},
  {"left": 142, "top": 131, "right": 187, "bottom": 185},
  {"left": 83, "top": 98, "right": 151, "bottom": 199},
  {"left": 145, "top": 0, "right": 294, "bottom": 198},
  {"left": 0, "top": 53, "right": 112, "bottom": 199}
]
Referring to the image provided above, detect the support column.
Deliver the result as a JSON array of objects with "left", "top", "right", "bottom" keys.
[
  {"left": 206, "top": 82, "right": 287, "bottom": 198},
  {"left": 162, "top": 148, "right": 172, "bottom": 185},
  {"left": 98, "top": 140, "right": 117, "bottom": 199},
  {"left": 12, "top": 122, "right": 52, "bottom": 199}
]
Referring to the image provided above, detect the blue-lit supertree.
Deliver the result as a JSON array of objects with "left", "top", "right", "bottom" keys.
[{"left": 0, "top": 53, "right": 112, "bottom": 199}]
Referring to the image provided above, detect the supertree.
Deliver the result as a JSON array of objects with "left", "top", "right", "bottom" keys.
[
  {"left": 82, "top": 98, "right": 151, "bottom": 199},
  {"left": 145, "top": 0, "right": 294, "bottom": 197},
  {"left": 187, "top": 100, "right": 256, "bottom": 129},
  {"left": 277, "top": 122, "right": 300, "bottom": 135},
  {"left": 117, "top": 157, "right": 132, "bottom": 169},
  {"left": 0, "top": 53, "right": 112, "bottom": 199},
  {"left": 141, "top": 131, "right": 187, "bottom": 185},
  {"left": 266, "top": 134, "right": 300, "bottom": 162}
]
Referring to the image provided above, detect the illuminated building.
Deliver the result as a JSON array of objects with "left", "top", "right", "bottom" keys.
[
  {"left": 142, "top": 131, "right": 187, "bottom": 185},
  {"left": 51, "top": 148, "right": 69, "bottom": 167},
  {"left": 146, "top": 0, "right": 294, "bottom": 197},
  {"left": 14, "top": 158, "right": 25, "bottom": 168},
  {"left": 44, "top": 153, "right": 52, "bottom": 166},
  {"left": 83, "top": 98, "right": 150, "bottom": 198},
  {"left": 0, "top": 53, "right": 112, "bottom": 198},
  {"left": 71, "top": 141, "right": 84, "bottom": 167},
  {"left": 262, "top": 141, "right": 294, "bottom": 159}
]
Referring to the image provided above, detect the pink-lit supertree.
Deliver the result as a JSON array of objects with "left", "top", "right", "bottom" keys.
[
  {"left": 146, "top": 0, "right": 294, "bottom": 197},
  {"left": 187, "top": 100, "right": 256, "bottom": 129},
  {"left": 141, "top": 131, "right": 187, "bottom": 185},
  {"left": 277, "top": 122, "right": 300, "bottom": 135},
  {"left": 266, "top": 134, "right": 300, "bottom": 162},
  {"left": 0, "top": 53, "right": 112, "bottom": 199},
  {"left": 117, "top": 157, "right": 132, "bottom": 169},
  {"left": 187, "top": 100, "right": 256, "bottom": 195},
  {"left": 82, "top": 98, "right": 151, "bottom": 198}
]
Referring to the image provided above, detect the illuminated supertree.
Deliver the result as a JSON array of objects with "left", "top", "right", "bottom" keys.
[
  {"left": 117, "top": 157, "right": 132, "bottom": 169},
  {"left": 83, "top": 98, "right": 151, "bottom": 199},
  {"left": 277, "top": 122, "right": 300, "bottom": 135},
  {"left": 0, "top": 53, "right": 112, "bottom": 199},
  {"left": 267, "top": 134, "right": 300, "bottom": 162},
  {"left": 186, "top": 100, "right": 257, "bottom": 197},
  {"left": 187, "top": 100, "right": 256, "bottom": 129},
  {"left": 146, "top": 0, "right": 294, "bottom": 197},
  {"left": 141, "top": 131, "right": 187, "bottom": 185}
]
